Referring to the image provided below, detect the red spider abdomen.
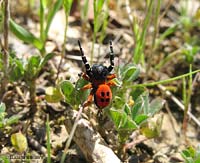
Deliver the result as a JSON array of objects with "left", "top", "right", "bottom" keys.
[{"left": 94, "top": 84, "right": 112, "bottom": 108}]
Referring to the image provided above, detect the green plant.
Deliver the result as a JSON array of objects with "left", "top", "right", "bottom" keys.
[
  {"left": 45, "top": 57, "right": 200, "bottom": 154},
  {"left": 107, "top": 64, "right": 164, "bottom": 144},
  {"left": 0, "top": 155, "right": 10, "bottom": 163},
  {"left": 3, "top": 52, "right": 54, "bottom": 113},
  {"left": 181, "top": 146, "right": 200, "bottom": 163},
  {"left": 0, "top": 0, "right": 62, "bottom": 114},
  {"left": 154, "top": 0, "right": 200, "bottom": 70},
  {"left": 81, "top": 0, "right": 89, "bottom": 26},
  {"left": 11, "top": 131, "right": 28, "bottom": 153},
  {"left": 45, "top": 64, "right": 164, "bottom": 149},
  {"left": 0, "top": 102, "right": 20, "bottom": 129},
  {"left": 182, "top": 64, "right": 193, "bottom": 139},
  {"left": 91, "top": 0, "right": 108, "bottom": 64},
  {"left": 56, "top": 0, "right": 73, "bottom": 79},
  {"left": 46, "top": 114, "right": 51, "bottom": 163},
  {"left": 10, "top": 0, "right": 63, "bottom": 56},
  {"left": 0, "top": 0, "right": 10, "bottom": 98},
  {"left": 130, "top": 0, "right": 154, "bottom": 65}
]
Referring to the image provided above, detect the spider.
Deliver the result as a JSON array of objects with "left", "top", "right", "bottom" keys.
[{"left": 78, "top": 40, "right": 117, "bottom": 109}]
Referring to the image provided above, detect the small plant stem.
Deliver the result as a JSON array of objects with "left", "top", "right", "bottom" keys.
[
  {"left": 133, "top": 0, "right": 154, "bottom": 64},
  {"left": 0, "top": 0, "right": 9, "bottom": 99},
  {"left": 46, "top": 114, "right": 51, "bottom": 163},
  {"left": 144, "top": 0, "right": 161, "bottom": 81},
  {"left": 159, "top": 0, "right": 174, "bottom": 25},
  {"left": 98, "top": 0, "right": 109, "bottom": 45},
  {"left": 60, "top": 105, "right": 84, "bottom": 163},
  {"left": 127, "top": 69, "right": 200, "bottom": 88},
  {"left": 182, "top": 64, "right": 192, "bottom": 141},
  {"left": 3, "top": 0, "right": 9, "bottom": 52},
  {"left": 91, "top": 33, "right": 95, "bottom": 65},
  {"left": 155, "top": 48, "right": 183, "bottom": 70},
  {"left": 90, "top": 0, "right": 97, "bottom": 65},
  {"left": 40, "top": 0, "right": 46, "bottom": 56},
  {"left": 145, "top": 0, "right": 161, "bottom": 74},
  {"left": 152, "top": 0, "right": 161, "bottom": 50},
  {"left": 56, "top": 13, "right": 69, "bottom": 80},
  {"left": 29, "top": 79, "right": 37, "bottom": 115}
]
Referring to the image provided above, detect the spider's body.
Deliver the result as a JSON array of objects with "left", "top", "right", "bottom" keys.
[{"left": 78, "top": 40, "right": 117, "bottom": 109}]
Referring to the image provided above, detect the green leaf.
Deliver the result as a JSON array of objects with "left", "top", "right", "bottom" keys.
[
  {"left": 143, "top": 92, "right": 149, "bottom": 115},
  {"left": 182, "top": 44, "right": 200, "bottom": 63},
  {"left": 130, "top": 86, "right": 146, "bottom": 101},
  {"left": 131, "top": 97, "right": 144, "bottom": 120},
  {"left": 149, "top": 98, "right": 165, "bottom": 116},
  {"left": 63, "top": 0, "right": 73, "bottom": 14},
  {"left": 181, "top": 149, "right": 194, "bottom": 163},
  {"left": 112, "top": 96, "right": 125, "bottom": 109},
  {"left": 39, "top": 53, "right": 54, "bottom": 70},
  {"left": 120, "top": 117, "right": 138, "bottom": 130},
  {"left": 109, "top": 108, "right": 138, "bottom": 130},
  {"left": 140, "top": 122, "right": 158, "bottom": 138},
  {"left": 82, "top": 0, "right": 89, "bottom": 20},
  {"left": 25, "top": 55, "right": 41, "bottom": 79},
  {"left": 181, "top": 146, "right": 200, "bottom": 163},
  {"left": 73, "top": 78, "right": 90, "bottom": 106},
  {"left": 0, "top": 102, "right": 6, "bottom": 113},
  {"left": 121, "top": 64, "right": 140, "bottom": 83},
  {"left": 9, "top": 58, "right": 24, "bottom": 81},
  {"left": 140, "top": 115, "right": 163, "bottom": 138},
  {"left": 45, "top": 0, "right": 63, "bottom": 37},
  {"left": 10, "top": 19, "right": 43, "bottom": 50},
  {"left": 123, "top": 103, "right": 131, "bottom": 115},
  {"left": 41, "top": 0, "right": 47, "bottom": 9},
  {"left": 134, "top": 114, "right": 148, "bottom": 125},
  {"left": 96, "top": 0, "right": 104, "bottom": 14},
  {"left": 60, "top": 80, "right": 74, "bottom": 103},
  {"left": 0, "top": 155, "right": 10, "bottom": 163},
  {"left": 45, "top": 86, "right": 63, "bottom": 103},
  {"left": 6, "top": 115, "right": 21, "bottom": 126},
  {"left": 0, "top": 102, "right": 6, "bottom": 122},
  {"left": 131, "top": 91, "right": 149, "bottom": 119},
  {"left": 109, "top": 109, "right": 124, "bottom": 128},
  {"left": 156, "top": 24, "right": 177, "bottom": 48},
  {"left": 11, "top": 132, "right": 28, "bottom": 153}
]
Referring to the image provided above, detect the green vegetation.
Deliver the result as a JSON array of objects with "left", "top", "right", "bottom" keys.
[{"left": 181, "top": 146, "right": 200, "bottom": 163}]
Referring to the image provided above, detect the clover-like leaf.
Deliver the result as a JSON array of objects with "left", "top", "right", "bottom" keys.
[
  {"left": 60, "top": 80, "right": 75, "bottom": 104},
  {"left": 148, "top": 98, "right": 165, "bottom": 116},
  {"left": 11, "top": 132, "right": 28, "bottom": 153},
  {"left": 45, "top": 86, "right": 63, "bottom": 103},
  {"left": 121, "top": 64, "right": 140, "bottom": 83}
]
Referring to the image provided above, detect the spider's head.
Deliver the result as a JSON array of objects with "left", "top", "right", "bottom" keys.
[{"left": 91, "top": 64, "right": 109, "bottom": 80}]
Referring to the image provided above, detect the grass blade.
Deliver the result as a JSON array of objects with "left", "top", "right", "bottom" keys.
[
  {"left": 10, "top": 19, "right": 43, "bottom": 50},
  {"left": 46, "top": 114, "right": 51, "bottom": 163},
  {"left": 45, "top": 0, "right": 63, "bottom": 38}
]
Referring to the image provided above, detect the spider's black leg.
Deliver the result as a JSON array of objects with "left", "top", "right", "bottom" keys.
[
  {"left": 78, "top": 40, "right": 91, "bottom": 77},
  {"left": 108, "top": 40, "right": 114, "bottom": 72}
]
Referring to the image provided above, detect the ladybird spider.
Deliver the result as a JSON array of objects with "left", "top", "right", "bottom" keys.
[{"left": 78, "top": 40, "right": 117, "bottom": 109}]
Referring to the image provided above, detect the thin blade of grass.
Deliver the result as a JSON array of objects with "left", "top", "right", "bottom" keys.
[
  {"left": 133, "top": 0, "right": 154, "bottom": 64},
  {"left": 129, "top": 69, "right": 200, "bottom": 88},
  {"left": 46, "top": 114, "right": 51, "bottom": 163},
  {"left": 63, "top": 0, "right": 73, "bottom": 14},
  {"left": 45, "top": 0, "right": 63, "bottom": 38}
]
